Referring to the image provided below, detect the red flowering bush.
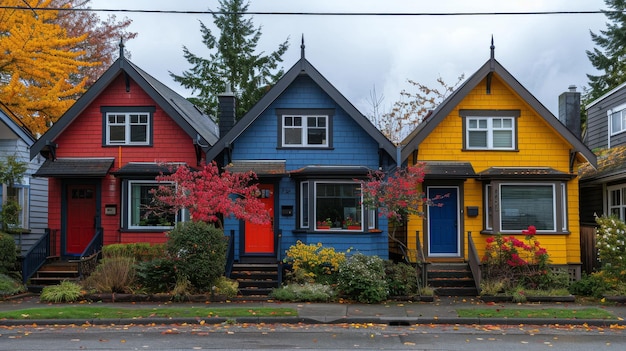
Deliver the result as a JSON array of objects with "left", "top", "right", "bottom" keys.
[{"left": 481, "top": 225, "right": 555, "bottom": 293}]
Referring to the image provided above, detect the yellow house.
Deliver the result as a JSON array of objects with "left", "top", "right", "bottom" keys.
[{"left": 400, "top": 44, "right": 597, "bottom": 278}]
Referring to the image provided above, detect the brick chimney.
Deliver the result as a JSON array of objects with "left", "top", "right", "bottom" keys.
[
  {"left": 558, "top": 85, "right": 581, "bottom": 139},
  {"left": 218, "top": 84, "right": 236, "bottom": 138}
]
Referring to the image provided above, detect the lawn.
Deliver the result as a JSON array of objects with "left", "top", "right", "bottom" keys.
[
  {"left": 0, "top": 306, "right": 297, "bottom": 320},
  {"left": 457, "top": 307, "right": 616, "bottom": 319}
]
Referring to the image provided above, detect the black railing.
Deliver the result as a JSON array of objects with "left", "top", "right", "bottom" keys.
[
  {"left": 76, "top": 227, "right": 103, "bottom": 279},
  {"left": 20, "top": 228, "right": 51, "bottom": 284},
  {"left": 467, "top": 232, "right": 482, "bottom": 291},
  {"left": 225, "top": 230, "right": 235, "bottom": 277},
  {"left": 276, "top": 230, "right": 283, "bottom": 285}
]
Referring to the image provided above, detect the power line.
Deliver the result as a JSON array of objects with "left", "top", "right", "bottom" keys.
[{"left": 0, "top": 6, "right": 613, "bottom": 17}]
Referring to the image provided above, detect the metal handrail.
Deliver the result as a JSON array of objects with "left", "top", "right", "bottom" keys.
[
  {"left": 76, "top": 227, "right": 103, "bottom": 279},
  {"left": 467, "top": 232, "right": 482, "bottom": 291},
  {"left": 20, "top": 228, "right": 51, "bottom": 283}
]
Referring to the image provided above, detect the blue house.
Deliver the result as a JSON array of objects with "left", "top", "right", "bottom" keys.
[{"left": 206, "top": 43, "right": 398, "bottom": 266}]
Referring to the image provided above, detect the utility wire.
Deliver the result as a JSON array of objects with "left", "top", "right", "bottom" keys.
[{"left": 0, "top": 6, "right": 613, "bottom": 16}]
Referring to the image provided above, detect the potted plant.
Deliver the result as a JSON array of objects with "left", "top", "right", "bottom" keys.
[
  {"left": 317, "top": 218, "right": 332, "bottom": 229},
  {"left": 343, "top": 217, "right": 361, "bottom": 230}
]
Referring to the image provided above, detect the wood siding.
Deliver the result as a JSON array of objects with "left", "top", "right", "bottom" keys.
[
  {"left": 408, "top": 75, "right": 583, "bottom": 265},
  {"left": 585, "top": 85, "right": 626, "bottom": 150}
]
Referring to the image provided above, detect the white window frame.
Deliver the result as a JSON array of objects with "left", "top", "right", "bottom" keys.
[
  {"left": 498, "top": 183, "right": 557, "bottom": 232},
  {"left": 2, "top": 182, "right": 29, "bottom": 230},
  {"left": 608, "top": 184, "right": 626, "bottom": 221},
  {"left": 466, "top": 116, "right": 515, "bottom": 150},
  {"left": 300, "top": 181, "right": 309, "bottom": 228},
  {"left": 127, "top": 180, "right": 180, "bottom": 230},
  {"left": 106, "top": 112, "right": 151, "bottom": 145},
  {"left": 609, "top": 103, "right": 626, "bottom": 136},
  {"left": 282, "top": 115, "right": 328, "bottom": 147}
]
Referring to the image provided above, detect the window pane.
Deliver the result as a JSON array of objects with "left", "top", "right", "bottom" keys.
[
  {"left": 468, "top": 131, "right": 487, "bottom": 147},
  {"left": 307, "top": 128, "right": 326, "bottom": 145},
  {"left": 315, "top": 183, "right": 361, "bottom": 229},
  {"left": 613, "top": 112, "right": 622, "bottom": 133},
  {"left": 109, "top": 126, "right": 125, "bottom": 142},
  {"left": 500, "top": 185, "right": 554, "bottom": 231},
  {"left": 301, "top": 182, "right": 309, "bottom": 227},
  {"left": 130, "top": 125, "right": 147, "bottom": 142},
  {"left": 284, "top": 128, "right": 302, "bottom": 145},
  {"left": 130, "top": 183, "right": 175, "bottom": 227},
  {"left": 493, "top": 130, "right": 512, "bottom": 148}
]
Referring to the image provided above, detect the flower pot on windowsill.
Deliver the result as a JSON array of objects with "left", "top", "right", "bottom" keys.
[
  {"left": 317, "top": 225, "right": 331, "bottom": 230},
  {"left": 347, "top": 225, "right": 361, "bottom": 230}
]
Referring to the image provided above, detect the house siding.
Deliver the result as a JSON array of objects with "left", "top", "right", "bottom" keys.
[
  {"left": 224, "top": 75, "right": 391, "bottom": 260},
  {"left": 585, "top": 86, "right": 626, "bottom": 150},
  {"left": 47, "top": 75, "right": 201, "bottom": 249},
  {"left": 407, "top": 75, "right": 583, "bottom": 265}
]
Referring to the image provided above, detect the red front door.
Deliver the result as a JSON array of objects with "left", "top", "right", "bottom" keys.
[
  {"left": 66, "top": 184, "right": 97, "bottom": 255},
  {"left": 244, "top": 184, "right": 274, "bottom": 254}
]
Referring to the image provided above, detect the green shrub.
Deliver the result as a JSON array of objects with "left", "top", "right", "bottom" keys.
[
  {"left": 103, "top": 243, "right": 166, "bottom": 262},
  {"left": 40, "top": 281, "right": 83, "bottom": 303},
  {"left": 270, "top": 283, "right": 336, "bottom": 302},
  {"left": 166, "top": 221, "right": 227, "bottom": 292},
  {"left": 82, "top": 257, "right": 136, "bottom": 293},
  {"left": 0, "top": 273, "right": 25, "bottom": 297},
  {"left": 384, "top": 261, "right": 418, "bottom": 296},
  {"left": 337, "top": 253, "right": 388, "bottom": 303},
  {"left": 213, "top": 276, "right": 239, "bottom": 298},
  {"left": 595, "top": 215, "right": 626, "bottom": 279},
  {"left": 135, "top": 257, "right": 178, "bottom": 293},
  {"left": 283, "top": 241, "right": 346, "bottom": 284},
  {"left": 568, "top": 272, "right": 613, "bottom": 298},
  {"left": 0, "top": 232, "right": 16, "bottom": 275}
]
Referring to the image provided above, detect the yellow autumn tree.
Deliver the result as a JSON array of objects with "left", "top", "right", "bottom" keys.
[{"left": 0, "top": 0, "right": 95, "bottom": 135}]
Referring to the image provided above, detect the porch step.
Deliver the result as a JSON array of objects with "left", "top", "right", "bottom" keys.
[
  {"left": 427, "top": 263, "right": 479, "bottom": 296},
  {"left": 230, "top": 263, "right": 279, "bottom": 296},
  {"left": 27, "top": 260, "right": 80, "bottom": 292}
]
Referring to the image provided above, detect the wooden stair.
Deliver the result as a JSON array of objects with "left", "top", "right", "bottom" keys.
[
  {"left": 27, "top": 260, "right": 80, "bottom": 292},
  {"left": 230, "top": 262, "right": 279, "bottom": 296},
  {"left": 427, "top": 262, "right": 479, "bottom": 296}
]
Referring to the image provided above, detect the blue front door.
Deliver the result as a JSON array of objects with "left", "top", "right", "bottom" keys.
[{"left": 427, "top": 187, "right": 459, "bottom": 256}]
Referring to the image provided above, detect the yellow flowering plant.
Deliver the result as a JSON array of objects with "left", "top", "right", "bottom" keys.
[{"left": 283, "top": 241, "right": 347, "bottom": 284}]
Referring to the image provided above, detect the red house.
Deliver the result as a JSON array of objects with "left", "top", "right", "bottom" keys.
[{"left": 29, "top": 46, "right": 218, "bottom": 261}]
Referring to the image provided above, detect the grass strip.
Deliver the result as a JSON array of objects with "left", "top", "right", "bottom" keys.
[
  {"left": 0, "top": 306, "right": 297, "bottom": 320},
  {"left": 457, "top": 307, "right": 616, "bottom": 319}
]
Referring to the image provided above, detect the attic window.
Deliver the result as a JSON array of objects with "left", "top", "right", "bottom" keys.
[
  {"left": 101, "top": 106, "right": 155, "bottom": 146},
  {"left": 276, "top": 108, "right": 334, "bottom": 148},
  {"left": 460, "top": 109, "right": 519, "bottom": 151}
]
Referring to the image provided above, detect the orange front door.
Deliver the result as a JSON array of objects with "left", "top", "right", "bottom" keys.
[
  {"left": 66, "top": 184, "right": 97, "bottom": 255},
  {"left": 244, "top": 184, "right": 274, "bottom": 254}
]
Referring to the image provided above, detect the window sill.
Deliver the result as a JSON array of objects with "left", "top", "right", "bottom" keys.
[{"left": 480, "top": 230, "right": 571, "bottom": 236}]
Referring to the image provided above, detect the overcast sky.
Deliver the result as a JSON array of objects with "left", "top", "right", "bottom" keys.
[{"left": 89, "top": 0, "right": 608, "bottom": 118}]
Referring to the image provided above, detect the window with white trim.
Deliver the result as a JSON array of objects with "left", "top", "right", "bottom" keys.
[
  {"left": 1, "top": 183, "right": 29, "bottom": 230},
  {"left": 299, "top": 180, "right": 373, "bottom": 231},
  {"left": 106, "top": 112, "right": 150, "bottom": 145},
  {"left": 608, "top": 184, "right": 626, "bottom": 221},
  {"left": 466, "top": 117, "right": 515, "bottom": 149},
  {"left": 282, "top": 115, "right": 328, "bottom": 147},
  {"left": 126, "top": 180, "right": 179, "bottom": 230},
  {"left": 610, "top": 104, "right": 626, "bottom": 135},
  {"left": 485, "top": 182, "right": 567, "bottom": 233}
]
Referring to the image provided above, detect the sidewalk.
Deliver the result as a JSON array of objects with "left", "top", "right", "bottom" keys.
[{"left": 1, "top": 294, "right": 626, "bottom": 327}]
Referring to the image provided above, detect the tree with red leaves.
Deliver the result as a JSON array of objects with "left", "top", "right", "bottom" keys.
[{"left": 152, "top": 162, "right": 270, "bottom": 229}]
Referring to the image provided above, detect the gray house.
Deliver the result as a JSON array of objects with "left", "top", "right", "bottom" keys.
[
  {"left": 0, "top": 103, "right": 48, "bottom": 254},
  {"left": 579, "top": 82, "right": 626, "bottom": 226}
]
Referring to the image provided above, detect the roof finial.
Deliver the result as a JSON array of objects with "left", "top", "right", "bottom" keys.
[
  {"left": 119, "top": 37, "right": 125, "bottom": 59},
  {"left": 489, "top": 35, "right": 495, "bottom": 71},
  {"left": 301, "top": 34, "right": 305, "bottom": 59}
]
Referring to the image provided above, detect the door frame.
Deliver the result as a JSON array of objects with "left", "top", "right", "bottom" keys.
[
  {"left": 240, "top": 180, "right": 278, "bottom": 258},
  {"left": 61, "top": 179, "right": 101, "bottom": 257},
  {"left": 426, "top": 185, "right": 461, "bottom": 258}
]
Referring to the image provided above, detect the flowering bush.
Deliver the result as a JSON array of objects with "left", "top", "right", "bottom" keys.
[
  {"left": 336, "top": 253, "right": 388, "bottom": 303},
  {"left": 283, "top": 241, "right": 347, "bottom": 284},
  {"left": 595, "top": 214, "right": 626, "bottom": 279},
  {"left": 481, "top": 226, "right": 556, "bottom": 292}
]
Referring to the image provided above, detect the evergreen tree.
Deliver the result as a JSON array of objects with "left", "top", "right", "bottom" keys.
[
  {"left": 586, "top": 0, "right": 626, "bottom": 102},
  {"left": 170, "top": 0, "right": 289, "bottom": 120}
]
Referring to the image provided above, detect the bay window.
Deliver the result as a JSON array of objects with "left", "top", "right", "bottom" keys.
[{"left": 124, "top": 180, "right": 182, "bottom": 230}]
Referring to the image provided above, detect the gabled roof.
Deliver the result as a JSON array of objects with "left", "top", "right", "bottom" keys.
[
  {"left": 30, "top": 54, "right": 219, "bottom": 160},
  {"left": 0, "top": 103, "right": 35, "bottom": 147},
  {"left": 400, "top": 53, "right": 597, "bottom": 168},
  {"left": 205, "top": 51, "right": 397, "bottom": 163}
]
